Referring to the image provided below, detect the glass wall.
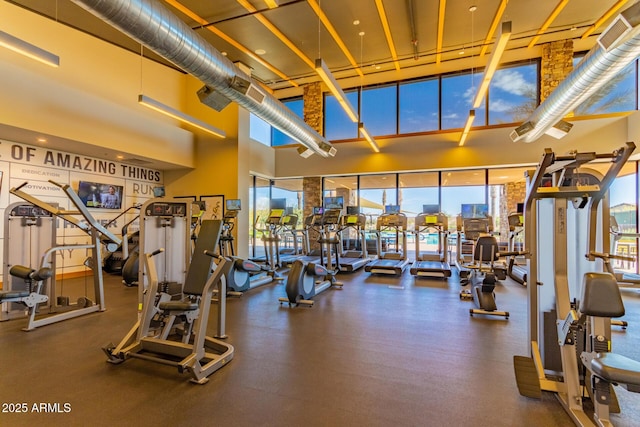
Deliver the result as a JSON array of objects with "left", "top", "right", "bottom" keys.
[
  {"left": 323, "top": 176, "right": 358, "bottom": 209},
  {"left": 252, "top": 176, "right": 271, "bottom": 258},
  {"left": 441, "top": 72, "right": 487, "bottom": 129},
  {"left": 399, "top": 77, "right": 439, "bottom": 133},
  {"left": 250, "top": 113, "right": 271, "bottom": 146},
  {"left": 361, "top": 84, "right": 397, "bottom": 136},
  {"left": 399, "top": 172, "right": 440, "bottom": 252},
  {"left": 359, "top": 174, "right": 397, "bottom": 230},
  {"left": 573, "top": 55, "right": 637, "bottom": 116},
  {"left": 324, "top": 90, "right": 359, "bottom": 140},
  {"left": 488, "top": 167, "right": 529, "bottom": 246},
  {"left": 272, "top": 98, "right": 304, "bottom": 146},
  {"left": 488, "top": 62, "right": 538, "bottom": 125},
  {"left": 441, "top": 170, "right": 486, "bottom": 232}
]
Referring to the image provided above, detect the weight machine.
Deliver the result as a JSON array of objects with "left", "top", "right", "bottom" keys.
[
  {"left": 513, "top": 143, "right": 640, "bottom": 426},
  {"left": 1, "top": 180, "right": 121, "bottom": 330}
]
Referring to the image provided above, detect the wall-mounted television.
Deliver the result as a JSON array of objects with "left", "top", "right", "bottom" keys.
[
  {"left": 516, "top": 202, "right": 524, "bottom": 213},
  {"left": 226, "top": 199, "right": 241, "bottom": 211},
  {"left": 385, "top": 204, "right": 400, "bottom": 214},
  {"left": 77, "top": 181, "right": 123, "bottom": 209},
  {"left": 422, "top": 204, "right": 440, "bottom": 214},
  {"left": 461, "top": 203, "right": 488, "bottom": 219},
  {"left": 323, "top": 196, "right": 344, "bottom": 210}
]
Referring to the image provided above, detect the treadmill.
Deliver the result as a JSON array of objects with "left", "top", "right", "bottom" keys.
[
  {"left": 506, "top": 211, "right": 527, "bottom": 286},
  {"left": 364, "top": 209, "right": 410, "bottom": 275},
  {"left": 337, "top": 211, "right": 371, "bottom": 272},
  {"left": 410, "top": 211, "right": 451, "bottom": 278}
]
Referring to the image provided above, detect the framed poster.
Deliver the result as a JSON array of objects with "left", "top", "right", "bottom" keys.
[{"left": 199, "top": 195, "right": 224, "bottom": 220}]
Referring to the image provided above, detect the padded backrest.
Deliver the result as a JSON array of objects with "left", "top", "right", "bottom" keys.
[
  {"left": 183, "top": 219, "right": 222, "bottom": 296},
  {"left": 579, "top": 272, "right": 625, "bottom": 318},
  {"left": 474, "top": 236, "right": 498, "bottom": 262}
]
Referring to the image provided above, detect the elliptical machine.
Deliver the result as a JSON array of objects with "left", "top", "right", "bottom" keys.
[
  {"left": 218, "top": 199, "right": 273, "bottom": 296},
  {"left": 279, "top": 207, "right": 343, "bottom": 307}
]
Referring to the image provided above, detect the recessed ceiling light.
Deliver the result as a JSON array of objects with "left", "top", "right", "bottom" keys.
[
  {"left": 255, "top": 48, "right": 266, "bottom": 55},
  {"left": 459, "top": 49, "right": 465, "bottom": 55},
  {"left": 353, "top": 20, "right": 360, "bottom": 25},
  {"left": 221, "top": 51, "right": 228, "bottom": 56},
  {"left": 469, "top": 5, "right": 477, "bottom": 12},
  {"left": 116, "top": 155, "right": 124, "bottom": 160},
  {"left": 375, "top": 65, "right": 381, "bottom": 70},
  {"left": 359, "top": 31, "right": 365, "bottom": 36},
  {"left": 37, "top": 137, "right": 47, "bottom": 143}
]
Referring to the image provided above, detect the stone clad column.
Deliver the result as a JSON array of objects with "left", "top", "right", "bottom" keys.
[{"left": 541, "top": 40, "right": 574, "bottom": 104}]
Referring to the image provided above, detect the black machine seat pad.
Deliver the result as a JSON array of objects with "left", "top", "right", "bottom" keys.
[
  {"left": 9, "top": 265, "right": 52, "bottom": 282},
  {"left": 183, "top": 220, "right": 222, "bottom": 296},
  {"left": 474, "top": 236, "right": 499, "bottom": 262},
  {"left": 591, "top": 353, "right": 640, "bottom": 386},
  {"left": 158, "top": 301, "right": 199, "bottom": 311},
  {"left": 0, "top": 290, "right": 31, "bottom": 300},
  {"left": 580, "top": 272, "right": 625, "bottom": 318}
]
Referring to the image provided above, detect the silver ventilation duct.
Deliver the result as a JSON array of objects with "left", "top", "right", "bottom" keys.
[
  {"left": 512, "top": 2, "right": 640, "bottom": 143},
  {"left": 70, "top": 0, "right": 336, "bottom": 157}
]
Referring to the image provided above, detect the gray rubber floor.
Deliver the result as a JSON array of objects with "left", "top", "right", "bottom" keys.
[{"left": 1, "top": 267, "right": 639, "bottom": 426}]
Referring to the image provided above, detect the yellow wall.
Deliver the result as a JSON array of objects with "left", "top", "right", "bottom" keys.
[{"left": 0, "top": 2, "right": 195, "bottom": 167}]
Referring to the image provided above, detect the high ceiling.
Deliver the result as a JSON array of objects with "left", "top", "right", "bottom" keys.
[{"left": 7, "top": 0, "right": 634, "bottom": 94}]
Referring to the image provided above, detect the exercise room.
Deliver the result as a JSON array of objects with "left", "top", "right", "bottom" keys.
[{"left": 1, "top": 1, "right": 640, "bottom": 426}]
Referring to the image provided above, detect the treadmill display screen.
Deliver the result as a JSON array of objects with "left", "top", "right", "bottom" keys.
[
  {"left": 346, "top": 216, "right": 358, "bottom": 224},
  {"left": 226, "top": 199, "right": 241, "bottom": 211},
  {"left": 422, "top": 204, "right": 439, "bottom": 214},
  {"left": 461, "top": 204, "right": 488, "bottom": 219},
  {"left": 324, "top": 196, "right": 344, "bottom": 210},
  {"left": 385, "top": 205, "right": 400, "bottom": 214}
]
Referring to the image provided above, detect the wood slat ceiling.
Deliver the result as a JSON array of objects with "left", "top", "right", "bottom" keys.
[{"left": 7, "top": 0, "right": 632, "bottom": 94}]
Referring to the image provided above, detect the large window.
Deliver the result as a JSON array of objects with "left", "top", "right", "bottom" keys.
[
  {"left": 323, "top": 176, "right": 357, "bottom": 209},
  {"left": 488, "top": 63, "right": 538, "bottom": 125},
  {"left": 399, "top": 78, "right": 439, "bottom": 133},
  {"left": 324, "top": 90, "right": 359, "bottom": 140},
  {"left": 488, "top": 167, "right": 529, "bottom": 244},
  {"left": 573, "top": 55, "right": 637, "bottom": 116},
  {"left": 251, "top": 177, "right": 271, "bottom": 258},
  {"left": 359, "top": 174, "right": 397, "bottom": 230},
  {"left": 250, "top": 113, "right": 271, "bottom": 146},
  {"left": 441, "top": 72, "right": 487, "bottom": 129},
  {"left": 361, "top": 84, "right": 397, "bottom": 136},
  {"left": 272, "top": 98, "right": 304, "bottom": 146},
  {"left": 441, "top": 170, "right": 486, "bottom": 232}
]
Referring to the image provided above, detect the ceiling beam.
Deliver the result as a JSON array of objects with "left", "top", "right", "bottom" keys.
[
  {"left": 527, "top": 0, "right": 571, "bottom": 49},
  {"left": 306, "top": 0, "right": 364, "bottom": 77},
  {"left": 164, "top": 0, "right": 299, "bottom": 87},
  {"left": 435, "top": 0, "right": 446, "bottom": 64},
  {"left": 236, "top": 0, "right": 315, "bottom": 69},
  {"left": 479, "top": 0, "right": 509, "bottom": 57},
  {"left": 374, "top": 0, "right": 401, "bottom": 71},
  {"left": 580, "top": 0, "right": 631, "bottom": 39}
]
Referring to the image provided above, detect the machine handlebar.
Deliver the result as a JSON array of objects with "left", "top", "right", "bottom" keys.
[
  {"left": 204, "top": 250, "right": 222, "bottom": 260},
  {"left": 14, "top": 181, "right": 28, "bottom": 191},
  {"left": 150, "top": 248, "right": 164, "bottom": 257}
]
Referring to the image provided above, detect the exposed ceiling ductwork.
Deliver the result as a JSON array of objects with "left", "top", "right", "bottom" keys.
[
  {"left": 69, "top": 0, "right": 336, "bottom": 158},
  {"left": 511, "top": 1, "right": 640, "bottom": 143}
]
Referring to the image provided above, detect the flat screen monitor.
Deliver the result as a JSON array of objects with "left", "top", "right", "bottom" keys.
[
  {"left": 226, "top": 199, "right": 241, "bottom": 211},
  {"left": 346, "top": 206, "right": 360, "bottom": 215},
  {"left": 313, "top": 206, "right": 324, "bottom": 215},
  {"left": 461, "top": 203, "right": 488, "bottom": 219},
  {"left": 270, "top": 198, "right": 286, "bottom": 210},
  {"left": 323, "top": 196, "right": 344, "bottom": 210},
  {"left": 385, "top": 204, "right": 400, "bottom": 214},
  {"left": 153, "top": 186, "right": 165, "bottom": 197},
  {"left": 516, "top": 202, "right": 524, "bottom": 214},
  {"left": 422, "top": 204, "right": 439, "bottom": 214},
  {"left": 77, "top": 181, "right": 123, "bottom": 209}
]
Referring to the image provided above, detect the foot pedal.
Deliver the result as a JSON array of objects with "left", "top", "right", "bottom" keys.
[{"left": 514, "top": 356, "right": 541, "bottom": 398}]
